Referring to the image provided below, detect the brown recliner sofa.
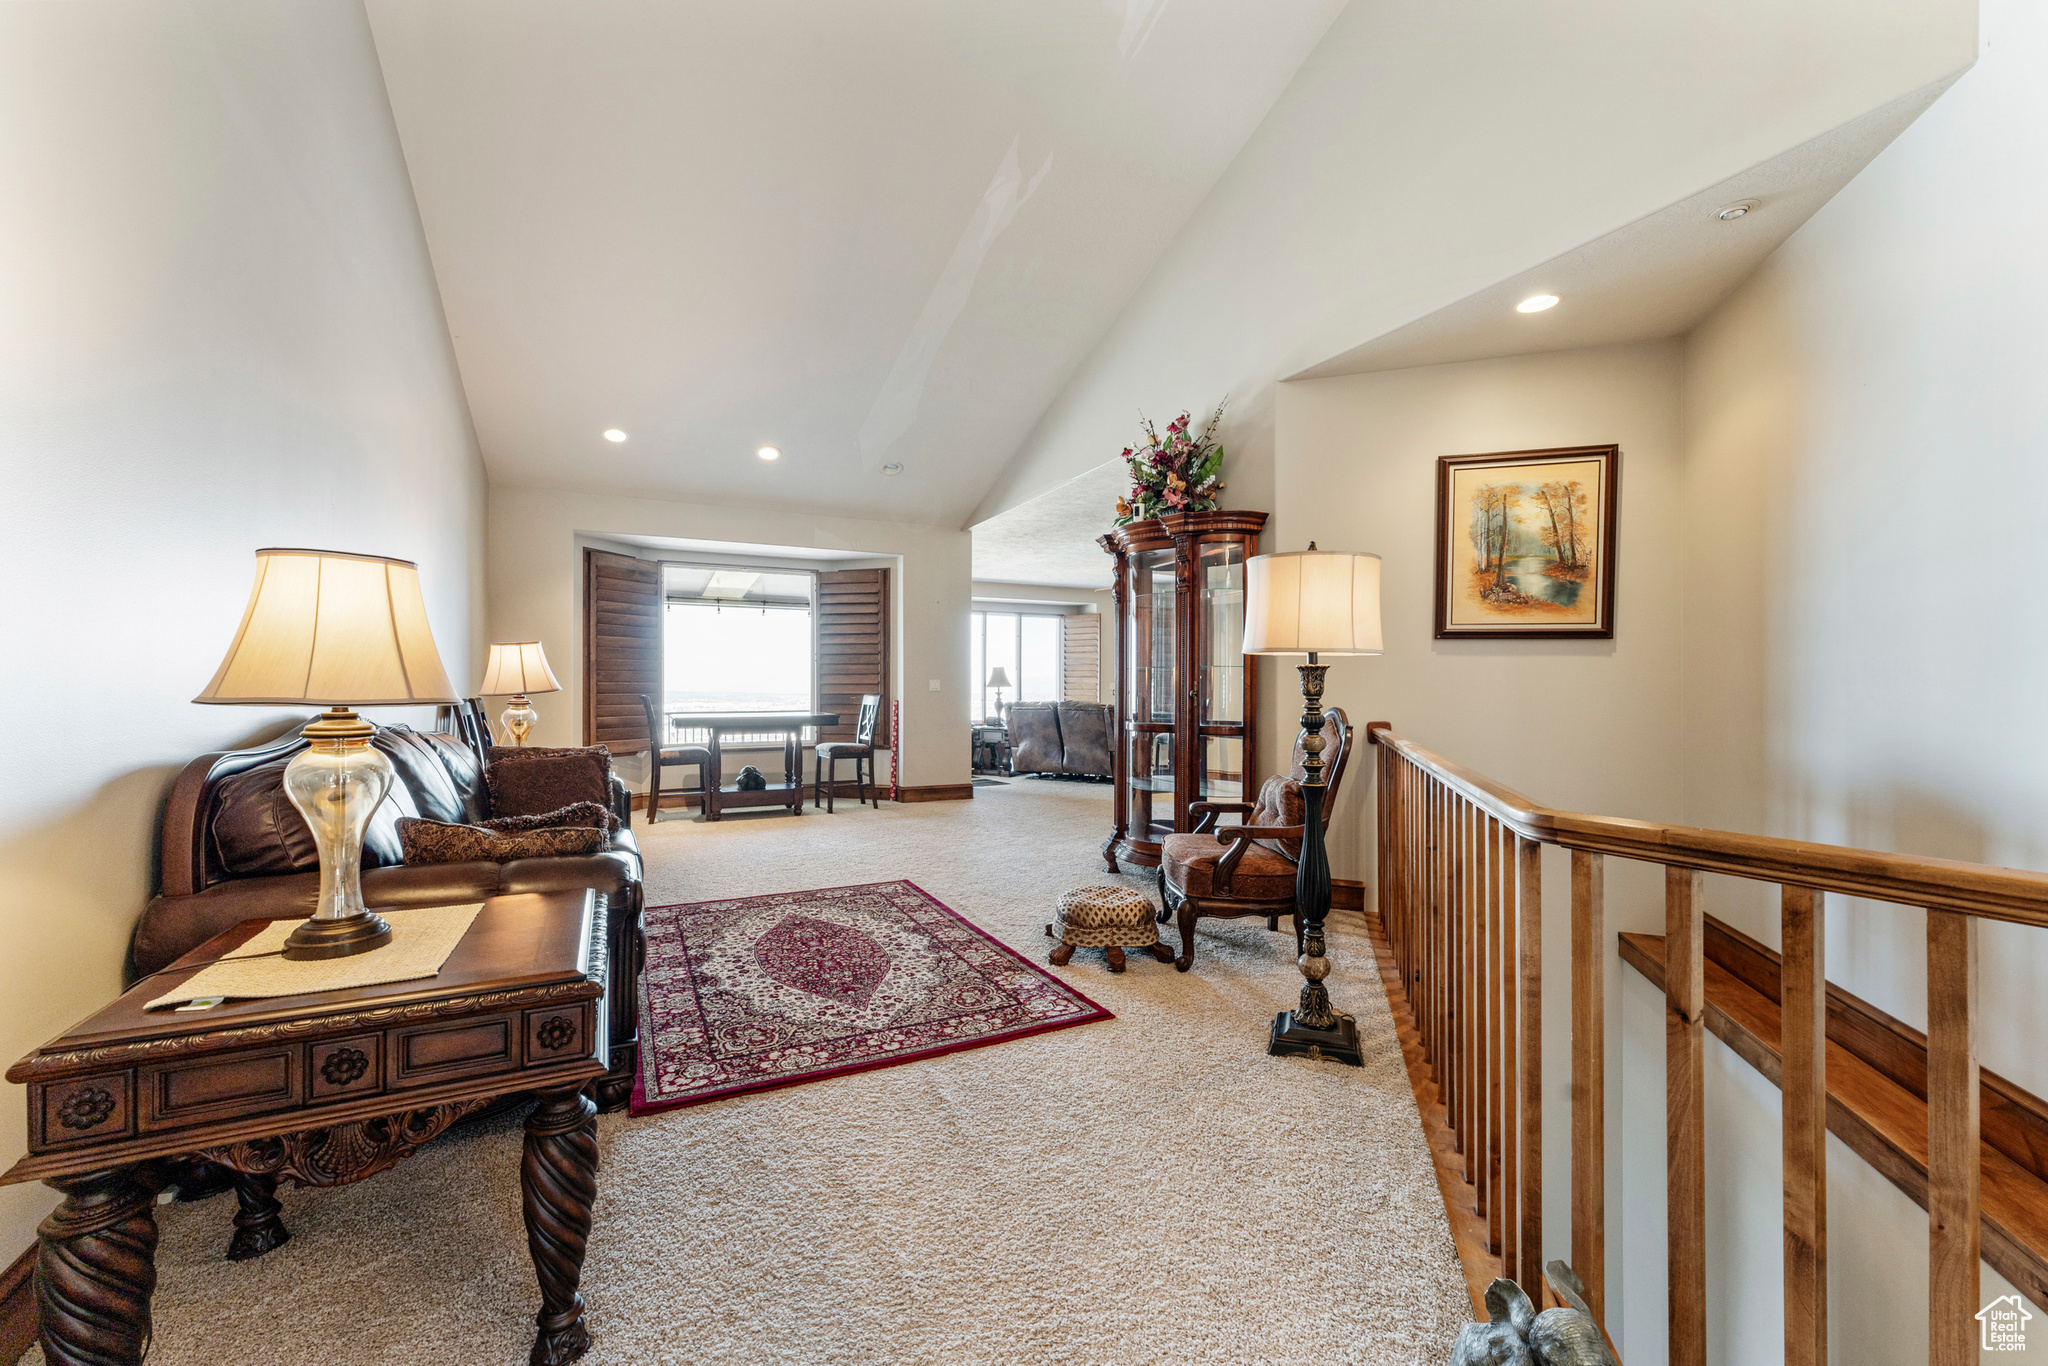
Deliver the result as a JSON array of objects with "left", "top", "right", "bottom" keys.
[
  {"left": 1006, "top": 701, "right": 1114, "bottom": 778},
  {"left": 135, "top": 703, "right": 644, "bottom": 1110}
]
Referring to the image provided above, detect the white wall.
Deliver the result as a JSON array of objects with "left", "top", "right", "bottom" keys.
[
  {"left": 1274, "top": 343, "right": 1687, "bottom": 886},
  {"left": 974, "top": 0, "right": 1975, "bottom": 531},
  {"left": 1643, "top": 1, "right": 2048, "bottom": 1360},
  {"left": 0, "top": 0, "right": 486, "bottom": 1255},
  {"left": 489, "top": 487, "right": 972, "bottom": 790}
]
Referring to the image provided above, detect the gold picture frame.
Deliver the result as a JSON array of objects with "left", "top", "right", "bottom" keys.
[{"left": 1434, "top": 445, "right": 1619, "bottom": 639}]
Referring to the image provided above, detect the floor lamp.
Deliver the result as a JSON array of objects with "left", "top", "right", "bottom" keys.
[{"left": 1242, "top": 543, "right": 1383, "bottom": 1064}]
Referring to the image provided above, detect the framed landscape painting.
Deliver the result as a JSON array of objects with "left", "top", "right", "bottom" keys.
[{"left": 1434, "top": 444, "right": 1619, "bottom": 639}]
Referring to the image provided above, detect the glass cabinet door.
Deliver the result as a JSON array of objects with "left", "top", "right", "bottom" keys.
[
  {"left": 1195, "top": 540, "right": 1246, "bottom": 802},
  {"left": 1127, "top": 549, "right": 1177, "bottom": 724},
  {"left": 1126, "top": 549, "right": 1177, "bottom": 838}
]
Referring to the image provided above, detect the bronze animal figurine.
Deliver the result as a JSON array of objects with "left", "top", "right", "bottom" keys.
[
  {"left": 735, "top": 765, "right": 768, "bottom": 791},
  {"left": 1448, "top": 1264, "right": 1617, "bottom": 1366}
]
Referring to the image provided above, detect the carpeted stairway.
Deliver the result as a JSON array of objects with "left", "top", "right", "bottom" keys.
[{"left": 40, "top": 780, "right": 1468, "bottom": 1365}]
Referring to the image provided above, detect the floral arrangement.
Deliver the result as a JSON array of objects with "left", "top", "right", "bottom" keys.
[{"left": 1113, "top": 402, "right": 1226, "bottom": 526}]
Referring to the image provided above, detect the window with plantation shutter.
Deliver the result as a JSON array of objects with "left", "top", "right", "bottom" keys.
[
  {"left": 582, "top": 548, "right": 662, "bottom": 753},
  {"left": 815, "top": 568, "right": 890, "bottom": 747},
  {"left": 1062, "top": 614, "right": 1100, "bottom": 702}
]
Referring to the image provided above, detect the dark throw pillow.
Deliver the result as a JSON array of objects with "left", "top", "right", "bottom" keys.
[
  {"left": 484, "top": 746, "right": 614, "bottom": 820},
  {"left": 479, "top": 801, "right": 618, "bottom": 837},
  {"left": 397, "top": 817, "right": 606, "bottom": 867}
]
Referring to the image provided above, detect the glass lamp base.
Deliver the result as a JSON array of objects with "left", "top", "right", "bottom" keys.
[
  {"left": 281, "top": 910, "right": 394, "bottom": 961},
  {"left": 281, "top": 706, "right": 398, "bottom": 962},
  {"left": 501, "top": 695, "right": 539, "bottom": 746}
]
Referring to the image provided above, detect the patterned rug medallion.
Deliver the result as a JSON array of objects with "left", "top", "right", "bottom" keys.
[{"left": 631, "top": 880, "right": 1112, "bottom": 1114}]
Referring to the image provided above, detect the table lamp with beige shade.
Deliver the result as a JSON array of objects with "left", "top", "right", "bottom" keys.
[
  {"left": 479, "top": 640, "right": 562, "bottom": 746},
  {"left": 195, "top": 549, "right": 459, "bottom": 960},
  {"left": 986, "top": 666, "right": 1011, "bottom": 723},
  {"left": 1241, "top": 543, "right": 1382, "bottom": 1065}
]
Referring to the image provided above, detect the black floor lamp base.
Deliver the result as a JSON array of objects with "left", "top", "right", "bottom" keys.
[{"left": 1268, "top": 1009, "right": 1364, "bottom": 1066}]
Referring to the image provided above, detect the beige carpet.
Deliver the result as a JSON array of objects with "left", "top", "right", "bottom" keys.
[{"left": 41, "top": 780, "right": 1469, "bottom": 1365}]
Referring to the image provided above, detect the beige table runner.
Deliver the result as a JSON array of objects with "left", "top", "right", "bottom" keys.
[{"left": 146, "top": 903, "right": 484, "bottom": 1010}]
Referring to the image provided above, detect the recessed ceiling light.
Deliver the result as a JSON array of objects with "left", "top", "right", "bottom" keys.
[
  {"left": 881, "top": 463, "right": 903, "bottom": 476},
  {"left": 1516, "top": 294, "right": 1560, "bottom": 314},
  {"left": 757, "top": 445, "right": 781, "bottom": 461},
  {"left": 1716, "top": 200, "right": 1759, "bottom": 222},
  {"left": 603, "top": 429, "right": 628, "bottom": 442}
]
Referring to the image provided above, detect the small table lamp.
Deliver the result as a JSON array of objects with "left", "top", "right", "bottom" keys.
[
  {"left": 986, "top": 666, "right": 1012, "bottom": 723},
  {"left": 1242, "top": 542, "right": 1383, "bottom": 1065},
  {"left": 196, "top": 549, "right": 459, "bottom": 959},
  {"left": 480, "top": 641, "right": 563, "bottom": 746}
]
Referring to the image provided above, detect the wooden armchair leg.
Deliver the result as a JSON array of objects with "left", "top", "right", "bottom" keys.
[{"left": 1175, "top": 901, "right": 1198, "bottom": 973}]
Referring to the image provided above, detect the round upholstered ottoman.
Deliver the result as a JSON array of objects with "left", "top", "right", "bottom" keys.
[{"left": 1046, "top": 885, "right": 1174, "bottom": 973}]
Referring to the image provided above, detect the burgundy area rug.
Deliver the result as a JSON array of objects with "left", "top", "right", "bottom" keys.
[{"left": 631, "top": 880, "right": 1112, "bottom": 1114}]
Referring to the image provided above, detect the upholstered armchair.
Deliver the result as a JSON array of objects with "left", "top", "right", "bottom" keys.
[{"left": 1156, "top": 708, "right": 1352, "bottom": 972}]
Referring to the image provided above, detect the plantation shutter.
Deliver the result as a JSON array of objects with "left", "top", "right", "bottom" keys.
[
  {"left": 1062, "top": 614, "right": 1100, "bottom": 702},
  {"left": 583, "top": 549, "right": 662, "bottom": 753},
  {"left": 815, "top": 568, "right": 890, "bottom": 747}
]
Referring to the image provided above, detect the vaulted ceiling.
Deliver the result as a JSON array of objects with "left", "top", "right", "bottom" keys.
[{"left": 364, "top": 0, "right": 1346, "bottom": 527}]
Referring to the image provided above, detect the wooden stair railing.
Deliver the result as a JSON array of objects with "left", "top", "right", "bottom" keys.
[{"left": 1370, "top": 726, "right": 2048, "bottom": 1366}]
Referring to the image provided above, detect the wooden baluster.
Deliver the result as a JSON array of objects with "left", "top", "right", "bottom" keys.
[
  {"left": 1516, "top": 836, "right": 1543, "bottom": 1295},
  {"left": 1445, "top": 794, "right": 1461, "bottom": 1144},
  {"left": 1782, "top": 885, "right": 1826, "bottom": 1366},
  {"left": 1499, "top": 820, "right": 1519, "bottom": 1278},
  {"left": 1437, "top": 782, "right": 1449, "bottom": 1089},
  {"left": 1453, "top": 797, "right": 1468, "bottom": 1164},
  {"left": 1927, "top": 910, "right": 1979, "bottom": 1366},
  {"left": 1666, "top": 866, "right": 1706, "bottom": 1366},
  {"left": 1485, "top": 814, "right": 1501, "bottom": 1247},
  {"left": 1431, "top": 780, "right": 1445, "bottom": 1089},
  {"left": 1466, "top": 802, "right": 1482, "bottom": 1187},
  {"left": 1377, "top": 745, "right": 1391, "bottom": 950},
  {"left": 1571, "top": 850, "right": 1606, "bottom": 1323}
]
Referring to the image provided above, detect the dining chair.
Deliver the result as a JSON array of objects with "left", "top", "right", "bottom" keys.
[
  {"left": 639, "top": 694, "right": 712, "bottom": 825},
  {"left": 813, "top": 694, "right": 881, "bottom": 813}
]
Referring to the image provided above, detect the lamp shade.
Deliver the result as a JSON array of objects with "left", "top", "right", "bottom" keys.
[
  {"left": 480, "top": 641, "right": 563, "bottom": 696},
  {"left": 1242, "top": 549, "right": 1383, "bottom": 656},
  {"left": 986, "top": 666, "right": 1013, "bottom": 688},
  {"left": 194, "top": 549, "right": 459, "bottom": 705}
]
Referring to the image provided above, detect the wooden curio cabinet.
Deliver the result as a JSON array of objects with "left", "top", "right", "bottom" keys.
[{"left": 1098, "top": 509, "right": 1267, "bottom": 870}]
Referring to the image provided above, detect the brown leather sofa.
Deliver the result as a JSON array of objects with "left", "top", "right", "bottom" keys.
[{"left": 136, "top": 704, "right": 644, "bottom": 1110}]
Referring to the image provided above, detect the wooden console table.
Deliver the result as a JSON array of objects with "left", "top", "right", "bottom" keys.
[
  {"left": 2, "top": 890, "right": 611, "bottom": 1366},
  {"left": 672, "top": 711, "right": 840, "bottom": 820}
]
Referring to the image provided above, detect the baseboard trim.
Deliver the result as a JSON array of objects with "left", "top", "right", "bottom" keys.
[
  {"left": 1, "top": 1241, "right": 34, "bottom": 1366},
  {"left": 895, "top": 784, "right": 974, "bottom": 803},
  {"left": 1332, "top": 879, "right": 1366, "bottom": 912}
]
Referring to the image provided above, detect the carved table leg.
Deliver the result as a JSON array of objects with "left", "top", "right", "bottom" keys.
[
  {"left": 226, "top": 1172, "right": 290, "bottom": 1261},
  {"left": 523, "top": 1087, "right": 599, "bottom": 1366},
  {"left": 36, "top": 1167, "right": 164, "bottom": 1366}
]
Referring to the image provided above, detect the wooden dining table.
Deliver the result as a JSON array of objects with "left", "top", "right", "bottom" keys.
[{"left": 666, "top": 712, "right": 840, "bottom": 820}]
